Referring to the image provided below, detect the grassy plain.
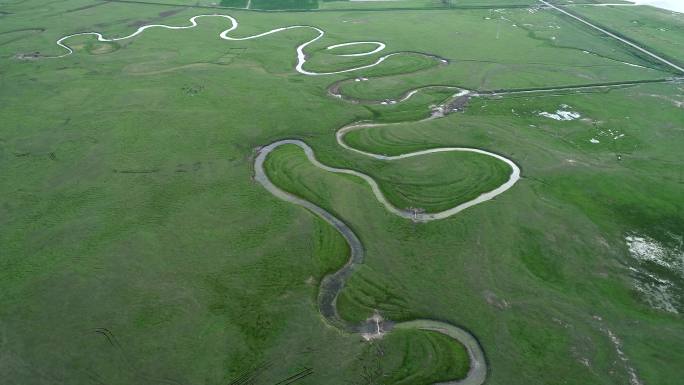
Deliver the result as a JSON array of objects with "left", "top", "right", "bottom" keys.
[
  {"left": 266, "top": 144, "right": 513, "bottom": 213},
  {"left": 1, "top": 0, "right": 683, "bottom": 385},
  {"left": 571, "top": 3, "right": 684, "bottom": 63}
]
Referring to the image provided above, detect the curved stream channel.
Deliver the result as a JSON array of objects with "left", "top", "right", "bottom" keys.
[
  {"left": 254, "top": 141, "right": 489, "bottom": 385},
  {"left": 41, "top": 14, "right": 527, "bottom": 384}
]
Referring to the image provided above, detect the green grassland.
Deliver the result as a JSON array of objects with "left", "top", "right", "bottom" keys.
[
  {"left": 1, "top": 0, "right": 683, "bottom": 384},
  {"left": 359, "top": 328, "right": 471, "bottom": 384},
  {"left": 571, "top": 3, "right": 684, "bottom": 63},
  {"left": 265, "top": 144, "right": 513, "bottom": 213}
]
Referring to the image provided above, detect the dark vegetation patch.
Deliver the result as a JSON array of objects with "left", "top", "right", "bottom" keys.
[
  {"left": 215, "top": 47, "right": 248, "bottom": 65},
  {"left": 125, "top": 8, "right": 185, "bottom": 28},
  {"left": 250, "top": 0, "right": 318, "bottom": 10},
  {"left": 220, "top": 0, "right": 248, "bottom": 7},
  {"left": 181, "top": 84, "right": 205, "bottom": 95},
  {"left": 127, "top": 19, "right": 153, "bottom": 27},
  {"left": 114, "top": 168, "right": 160, "bottom": 174},
  {"left": 354, "top": 329, "right": 469, "bottom": 384},
  {"left": 86, "top": 41, "right": 120, "bottom": 55},
  {"left": 336, "top": 268, "right": 414, "bottom": 323},
  {"left": 518, "top": 228, "right": 565, "bottom": 285},
  {"left": 0, "top": 28, "right": 45, "bottom": 47},
  {"left": 65, "top": 2, "right": 107, "bottom": 13},
  {"left": 158, "top": 8, "right": 184, "bottom": 18}
]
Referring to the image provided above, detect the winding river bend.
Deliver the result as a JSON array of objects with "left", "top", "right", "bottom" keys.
[
  {"left": 254, "top": 141, "right": 489, "bottom": 385},
  {"left": 40, "top": 14, "right": 523, "bottom": 384}
]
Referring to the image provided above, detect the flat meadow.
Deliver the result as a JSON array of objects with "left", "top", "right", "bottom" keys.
[{"left": 1, "top": 0, "right": 682, "bottom": 384}]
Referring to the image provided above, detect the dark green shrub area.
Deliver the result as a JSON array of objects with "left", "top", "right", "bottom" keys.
[
  {"left": 251, "top": 0, "right": 319, "bottom": 10},
  {"left": 220, "top": 0, "right": 248, "bottom": 7}
]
